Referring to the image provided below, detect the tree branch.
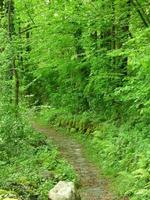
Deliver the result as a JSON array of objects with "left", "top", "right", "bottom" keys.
[{"left": 131, "top": 0, "right": 149, "bottom": 27}]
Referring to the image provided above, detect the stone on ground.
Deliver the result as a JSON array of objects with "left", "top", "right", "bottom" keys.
[
  {"left": 0, "top": 196, "right": 18, "bottom": 200},
  {"left": 48, "top": 181, "right": 80, "bottom": 200}
]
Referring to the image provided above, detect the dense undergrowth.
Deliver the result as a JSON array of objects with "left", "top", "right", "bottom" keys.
[
  {"left": 37, "top": 106, "right": 150, "bottom": 200},
  {"left": 0, "top": 0, "right": 150, "bottom": 200},
  {"left": 0, "top": 104, "right": 76, "bottom": 200}
]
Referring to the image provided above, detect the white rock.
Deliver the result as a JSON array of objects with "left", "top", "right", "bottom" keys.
[
  {"left": 3, "top": 199, "right": 18, "bottom": 200},
  {"left": 48, "top": 181, "right": 80, "bottom": 200}
]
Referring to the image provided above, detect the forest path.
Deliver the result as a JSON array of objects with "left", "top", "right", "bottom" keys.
[{"left": 32, "top": 122, "right": 117, "bottom": 200}]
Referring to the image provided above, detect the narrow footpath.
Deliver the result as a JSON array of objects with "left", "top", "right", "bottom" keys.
[{"left": 32, "top": 123, "right": 117, "bottom": 200}]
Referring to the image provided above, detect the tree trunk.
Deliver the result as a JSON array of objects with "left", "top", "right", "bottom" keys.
[
  {"left": 8, "top": 0, "right": 19, "bottom": 108},
  {"left": 116, "top": 0, "right": 131, "bottom": 79},
  {"left": 0, "top": 0, "right": 4, "bottom": 14}
]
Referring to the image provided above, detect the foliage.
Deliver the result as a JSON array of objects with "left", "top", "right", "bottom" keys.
[
  {"left": 0, "top": 104, "right": 76, "bottom": 200},
  {"left": 0, "top": 0, "right": 150, "bottom": 199},
  {"left": 37, "top": 107, "right": 150, "bottom": 200}
]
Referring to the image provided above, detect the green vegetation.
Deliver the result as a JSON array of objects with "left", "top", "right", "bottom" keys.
[
  {"left": 0, "top": 0, "right": 150, "bottom": 200},
  {"left": 38, "top": 107, "right": 150, "bottom": 200},
  {"left": 0, "top": 103, "right": 76, "bottom": 199}
]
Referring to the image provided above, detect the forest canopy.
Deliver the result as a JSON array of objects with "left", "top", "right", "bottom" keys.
[{"left": 0, "top": 0, "right": 150, "bottom": 200}]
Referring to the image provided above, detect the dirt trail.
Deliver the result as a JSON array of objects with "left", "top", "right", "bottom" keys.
[{"left": 32, "top": 123, "right": 117, "bottom": 200}]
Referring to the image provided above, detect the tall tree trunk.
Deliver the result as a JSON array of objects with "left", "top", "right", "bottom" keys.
[
  {"left": 116, "top": 0, "right": 131, "bottom": 79},
  {"left": 0, "top": 0, "right": 4, "bottom": 15},
  {"left": 8, "top": 0, "right": 19, "bottom": 108},
  {"left": 112, "top": 0, "right": 131, "bottom": 122},
  {"left": 120, "top": 0, "right": 131, "bottom": 77},
  {"left": 111, "top": 1, "right": 116, "bottom": 66}
]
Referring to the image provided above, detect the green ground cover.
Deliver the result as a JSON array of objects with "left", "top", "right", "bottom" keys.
[{"left": 0, "top": 106, "right": 76, "bottom": 200}]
